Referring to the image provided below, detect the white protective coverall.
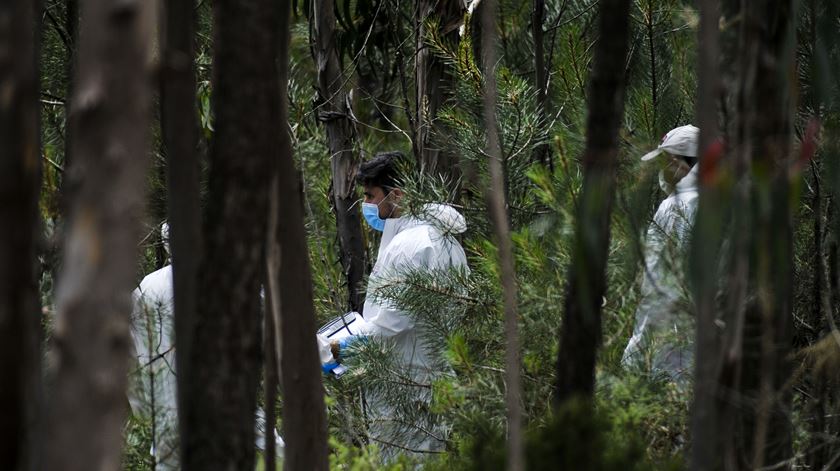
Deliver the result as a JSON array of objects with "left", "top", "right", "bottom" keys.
[
  {"left": 318, "top": 203, "right": 469, "bottom": 456},
  {"left": 622, "top": 165, "right": 699, "bottom": 382},
  {"left": 128, "top": 265, "right": 284, "bottom": 470}
]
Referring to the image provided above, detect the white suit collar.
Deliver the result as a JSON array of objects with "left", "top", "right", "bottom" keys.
[
  {"left": 378, "top": 217, "right": 414, "bottom": 258},
  {"left": 674, "top": 164, "right": 699, "bottom": 194}
]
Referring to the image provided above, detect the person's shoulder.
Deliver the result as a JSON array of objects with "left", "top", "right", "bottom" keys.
[
  {"left": 390, "top": 225, "right": 435, "bottom": 252},
  {"left": 677, "top": 189, "right": 699, "bottom": 203},
  {"left": 137, "top": 265, "right": 173, "bottom": 300}
]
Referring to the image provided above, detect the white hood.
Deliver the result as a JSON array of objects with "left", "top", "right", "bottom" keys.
[{"left": 416, "top": 203, "right": 467, "bottom": 234}]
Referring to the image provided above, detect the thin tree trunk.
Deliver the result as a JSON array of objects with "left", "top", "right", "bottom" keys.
[
  {"left": 688, "top": 0, "right": 725, "bottom": 469},
  {"left": 718, "top": 2, "right": 755, "bottom": 466},
  {"left": 159, "top": 0, "right": 201, "bottom": 458},
  {"left": 531, "top": 0, "right": 552, "bottom": 170},
  {"left": 481, "top": 2, "right": 523, "bottom": 470},
  {"left": 416, "top": 0, "right": 464, "bottom": 177},
  {"left": 554, "top": 0, "right": 631, "bottom": 402},
  {"left": 738, "top": 1, "right": 796, "bottom": 468},
  {"left": 43, "top": 0, "right": 153, "bottom": 468},
  {"left": 62, "top": 0, "right": 77, "bottom": 169},
  {"left": 807, "top": 28, "right": 828, "bottom": 471},
  {"left": 645, "top": 0, "right": 658, "bottom": 136},
  {"left": 263, "top": 274, "right": 279, "bottom": 471},
  {"left": 180, "top": 0, "right": 278, "bottom": 468},
  {"left": 0, "top": 0, "right": 42, "bottom": 469},
  {"left": 278, "top": 0, "right": 329, "bottom": 467},
  {"left": 312, "top": 0, "right": 367, "bottom": 314},
  {"left": 807, "top": 1, "right": 840, "bottom": 467}
]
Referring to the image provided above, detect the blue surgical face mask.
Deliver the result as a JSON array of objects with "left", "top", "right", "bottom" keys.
[{"left": 362, "top": 202, "right": 386, "bottom": 232}]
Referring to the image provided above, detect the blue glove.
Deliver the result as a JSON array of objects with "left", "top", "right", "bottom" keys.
[{"left": 322, "top": 360, "right": 340, "bottom": 374}]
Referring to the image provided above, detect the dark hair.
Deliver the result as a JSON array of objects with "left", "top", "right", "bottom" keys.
[
  {"left": 681, "top": 156, "right": 698, "bottom": 166},
  {"left": 356, "top": 151, "right": 406, "bottom": 190}
]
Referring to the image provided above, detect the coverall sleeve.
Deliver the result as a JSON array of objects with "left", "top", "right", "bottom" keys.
[
  {"left": 316, "top": 241, "right": 437, "bottom": 366},
  {"left": 356, "top": 242, "right": 435, "bottom": 338}
]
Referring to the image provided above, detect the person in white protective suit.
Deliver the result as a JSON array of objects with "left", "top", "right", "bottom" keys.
[
  {"left": 128, "top": 224, "right": 284, "bottom": 470},
  {"left": 622, "top": 125, "right": 700, "bottom": 383},
  {"left": 317, "top": 151, "right": 469, "bottom": 457}
]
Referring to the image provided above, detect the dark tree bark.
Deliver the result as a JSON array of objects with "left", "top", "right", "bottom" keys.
[
  {"left": 480, "top": 1, "right": 523, "bottom": 469},
  {"left": 0, "top": 1, "right": 42, "bottom": 469},
  {"left": 43, "top": 0, "right": 153, "bottom": 468},
  {"left": 159, "top": 0, "right": 201, "bottom": 458},
  {"left": 416, "top": 0, "right": 465, "bottom": 177},
  {"left": 688, "top": 1, "right": 726, "bottom": 470},
  {"left": 311, "top": 0, "right": 367, "bottom": 314},
  {"left": 62, "top": 0, "right": 77, "bottom": 170},
  {"left": 554, "top": 0, "right": 631, "bottom": 402},
  {"left": 278, "top": 0, "right": 330, "bottom": 468},
  {"left": 738, "top": 1, "right": 796, "bottom": 468},
  {"left": 804, "top": 2, "right": 840, "bottom": 468},
  {"left": 531, "top": 0, "right": 552, "bottom": 170},
  {"left": 180, "top": 0, "right": 278, "bottom": 468}
]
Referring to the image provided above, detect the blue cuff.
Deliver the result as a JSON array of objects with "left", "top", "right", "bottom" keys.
[{"left": 322, "top": 361, "right": 340, "bottom": 374}]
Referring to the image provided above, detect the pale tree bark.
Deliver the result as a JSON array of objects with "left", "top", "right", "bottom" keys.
[
  {"left": 0, "top": 0, "right": 42, "bottom": 469},
  {"left": 416, "top": 0, "right": 465, "bottom": 177},
  {"left": 262, "top": 277, "right": 280, "bottom": 471},
  {"left": 263, "top": 176, "right": 282, "bottom": 471},
  {"left": 688, "top": 0, "right": 726, "bottom": 469},
  {"left": 311, "top": 0, "right": 367, "bottom": 313},
  {"left": 480, "top": 2, "right": 522, "bottom": 469},
  {"left": 43, "top": 0, "right": 153, "bottom": 468},
  {"left": 180, "top": 0, "right": 278, "bottom": 468},
  {"left": 554, "top": 0, "right": 631, "bottom": 402},
  {"left": 159, "top": 0, "right": 201, "bottom": 457},
  {"left": 277, "top": 0, "right": 330, "bottom": 468}
]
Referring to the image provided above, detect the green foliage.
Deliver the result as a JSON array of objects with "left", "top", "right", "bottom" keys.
[
  {"left": 31, "top": 0, "right": 840, "bottom": 468},
  {"left": 426, "top": 393, "right": 681, "bottom": 470},
  {"left": 329, "top": 437, "right": 417, "bottom": 470},
  {"left": 122, "top": 414, "right": 154, "bottom": 471},
  {"left": 523, "top": 398, "right": 653, "bottom": 471}
]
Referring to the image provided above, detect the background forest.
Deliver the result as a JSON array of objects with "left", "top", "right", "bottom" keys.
[{"left": 4, "top": 0, "right": 840, "bottom": 469}]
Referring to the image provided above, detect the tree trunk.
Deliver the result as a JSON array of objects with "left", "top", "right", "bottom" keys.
[
  {"left": 160, "top": 0, "right": 201, "bottom": 458},
  {"left": 554, "top": 0, "right": 631, "bottom": 403},
  {"left": 62, "top": 0, "right": 77, "bottom": 170},
  {"left": 180, "top": 0, "right": 278, "bottom": 468},
  {"left": 311, "top": 0, "right": 367, "bottom": 314},
  {"left": 416, "top": 0, "right": 465, "bottom": 177},
  {"left": 740, "top": 1, "right": 796, "bottom": 468},
  {"left": 531, "top": 0, "right": 552, "bottom": 170},
  {"left": 43, "top": 0, "right": 153, "bottom": 468},
  {"left": 688, "top": 0, "right": 726, "bottom": 469},
  {"left": 0, "top": 1, "right": 42, "bottom": 469},
  {"left": 262, "top": 280, "right": 279, "bottom": 471},
  {"left": 277, "top": 0, "right": 330, "bottom": 468},
  {"left": 480, "top": 1, "right": 523, "bottom": 469}
]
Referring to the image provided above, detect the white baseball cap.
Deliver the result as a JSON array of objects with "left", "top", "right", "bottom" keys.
[{"left": 640, "top": 125, "right": 700, "bottom": 161}]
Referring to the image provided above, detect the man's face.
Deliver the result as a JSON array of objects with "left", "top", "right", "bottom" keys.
[
  {"left": 660, "top": 153, "right": 692, "bottom": 187},
  {"left": 362, "top": 185, "right": 402, "bottom": 219}
]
